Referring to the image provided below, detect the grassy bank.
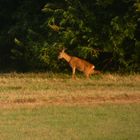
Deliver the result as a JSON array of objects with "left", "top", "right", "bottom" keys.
[{"left": 0, "top": 73, "right": 140, "bottom": 139}]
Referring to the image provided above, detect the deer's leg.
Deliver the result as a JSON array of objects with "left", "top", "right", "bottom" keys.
[
  {"left": 88, "top": 70, "right": 94, "bottom": 78},
  {"left": 85, "top": 67, "right": 94, "bottom": 78},
  {"left": 72, "top": 67, "right": 76, "bottom": 79},
  {"left": 85, "top": 73, "right": 90, "bottom": 79},
  {"left": 84, "top": 70, "right": 90, "bottom": 79}
]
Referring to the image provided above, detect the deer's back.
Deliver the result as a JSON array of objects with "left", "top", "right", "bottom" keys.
[{"left": 69, "top": 57, "right": 94, "bottom": 71}]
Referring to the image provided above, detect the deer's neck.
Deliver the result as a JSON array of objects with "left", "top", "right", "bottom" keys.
[{"left": 63, "top": 52, "right": 72, "bottom": 63}]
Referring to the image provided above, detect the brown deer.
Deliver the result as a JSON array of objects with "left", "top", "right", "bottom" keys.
[{"left": 58, "top": 48, "right": 100, "bottom": 79}]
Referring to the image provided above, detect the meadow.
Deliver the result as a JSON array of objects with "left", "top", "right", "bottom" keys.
[{"left": 0, "top": 73, "right": 140, "bottom": 140}]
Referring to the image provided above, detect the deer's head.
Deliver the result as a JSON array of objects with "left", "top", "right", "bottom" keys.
[{"left": 58, "top": 48, "right": 66, "bottom": 59}]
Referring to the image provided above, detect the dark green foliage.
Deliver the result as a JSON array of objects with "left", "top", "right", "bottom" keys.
[{"left": 0, "top": 0, "right": 139, "bottom": 72}]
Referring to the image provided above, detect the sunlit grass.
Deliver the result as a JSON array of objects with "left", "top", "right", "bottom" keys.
[{"left": 0, "top": 73, "right": 140, "bottom": 108}]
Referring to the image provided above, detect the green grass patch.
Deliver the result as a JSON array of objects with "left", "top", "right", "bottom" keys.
[{"left": 0, "top": 104, "right": 140, "bottom": 140}]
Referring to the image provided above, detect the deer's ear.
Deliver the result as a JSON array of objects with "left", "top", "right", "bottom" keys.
[{"left": 63, "top": 48, "right": 67, "bottom": 52}]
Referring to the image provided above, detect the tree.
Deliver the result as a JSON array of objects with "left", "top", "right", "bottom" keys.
[
  {"left": 0, "top": 0, "right": 139, "bottom": 72},
  {"left": 41, "top": 0, "right": 140, "bottom": 72}
]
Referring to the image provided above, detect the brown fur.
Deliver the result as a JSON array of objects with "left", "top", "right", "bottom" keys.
[{"left": 58, "top": 49, "right": 97, "bottom": 79}]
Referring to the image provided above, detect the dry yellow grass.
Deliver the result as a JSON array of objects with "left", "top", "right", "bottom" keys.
[{"left": 0, "top": 73, "right": 140, "bottom": 108}]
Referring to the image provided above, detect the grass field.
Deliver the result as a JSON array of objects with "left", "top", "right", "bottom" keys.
[{"left": 0, "top": 73, "right": 140, "bottom": 139}]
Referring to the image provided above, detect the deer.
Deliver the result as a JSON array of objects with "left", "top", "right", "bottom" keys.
[{"left": 58, "top": 48, "right": 100, "bottom": 79}]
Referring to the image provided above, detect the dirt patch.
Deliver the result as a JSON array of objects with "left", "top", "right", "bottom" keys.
[
  {"left": 14, "top": 98, "right": 36, "bottom": 103},
  {"left": 0, "top": 95, "right": 139, "bottom": 109},
  {"left": 43, "top": 95, "right": 140, "bottom": 106}
]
